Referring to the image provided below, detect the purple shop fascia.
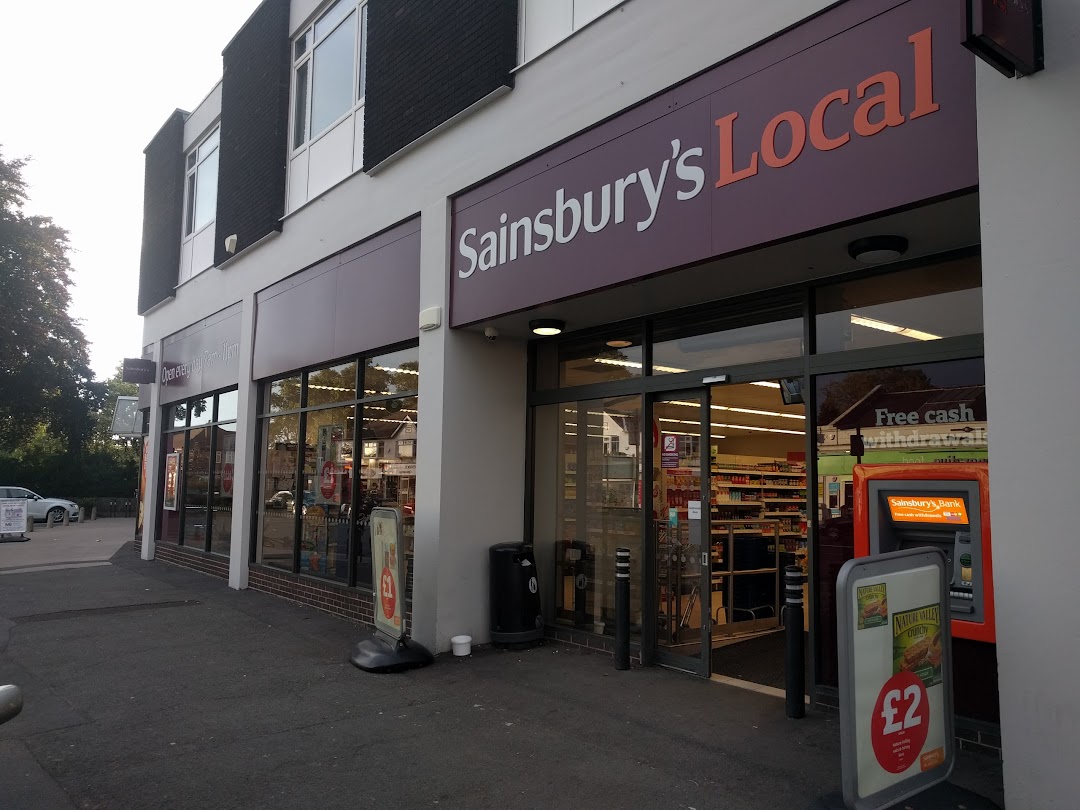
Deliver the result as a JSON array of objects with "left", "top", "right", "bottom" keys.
[
  {"left": 450, "top": 0, "right": 978, "bottom": 326},
  {"left": 159, "top": 303, "right": 243, "bottom": 404}
]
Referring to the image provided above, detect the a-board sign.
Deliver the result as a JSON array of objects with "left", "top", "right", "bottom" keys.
[
  {"left": 1, "top": 499, "right": 27, "bottom": 534},
  {"left": 370, "top": 507, "right": 405, "bottom": 641},
  {"left": 837, "top": 548, "right": 955, "bottom": 809}
]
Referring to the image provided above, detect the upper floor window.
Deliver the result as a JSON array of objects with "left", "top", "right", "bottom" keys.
[
  {"left": 292, "top": 0, "right": 368, "bottom": 150},
  {"left": 519, "top": 0, "right": 625, "bottom": 65},
  {"left": 184, "top": 127, "right": 219, "bottom": 237}
]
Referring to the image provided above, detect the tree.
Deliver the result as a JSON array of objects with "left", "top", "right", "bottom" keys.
[
  {"left": 817, "top": 367, "right": 934, "bottom": 425},
  {"left": 89, "top": 363, "right": 139, "bottom": 449},
  {"left": 0, "top": 148, "right": 101, "bottom": 452}
]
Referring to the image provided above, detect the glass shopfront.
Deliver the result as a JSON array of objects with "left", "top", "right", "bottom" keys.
[
  {"left": 530, "top": 254, "right": 987, "bottom": 689},
  {"left": 254, "top": 344, "right": 419, "bottom": 590},
  {"left": 158, "top": 388, "right": 239, "bottom": 554}
]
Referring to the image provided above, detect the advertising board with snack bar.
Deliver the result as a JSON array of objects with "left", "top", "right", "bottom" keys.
[{"left": 837, "top": 548, "right": 955, "bottom": 810}]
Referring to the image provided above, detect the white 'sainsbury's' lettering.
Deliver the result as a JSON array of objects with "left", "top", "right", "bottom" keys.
[{"left": 457, "top": 139, "right": 705, "bottom": 279}]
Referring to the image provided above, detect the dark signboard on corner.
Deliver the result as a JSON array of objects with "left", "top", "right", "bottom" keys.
[
  {"left": 122, "top": 357, "right": 157, "bottom": 384},
  {"left": 965, "top": 0, "right": 1044, "bottom": 77}
]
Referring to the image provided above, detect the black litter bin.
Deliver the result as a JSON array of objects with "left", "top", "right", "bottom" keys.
[{"left": 489, "top": 542, "right": 544, "bottom": 646}]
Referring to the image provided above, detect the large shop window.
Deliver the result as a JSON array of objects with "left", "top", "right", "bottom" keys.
[
  {"left": 159, "top": 389, "right": 239, "bottom": 554},
  {"left": 815, "top": 257, "right": 982, "bottom": 353},
  {"left": 533, "top": 396, "right": 643, "bottom": 636},
  {"left": 812, "top": 357, "right": 987, "bottom": 687},
  {"left": 255, "top": 345, "right": 418, "bottom": 590}
]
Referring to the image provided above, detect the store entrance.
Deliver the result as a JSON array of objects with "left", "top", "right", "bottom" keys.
[
  {"left": 649, "top": 381, "right": 808, "bottom": 686},
  {"left": 706, "top": 380, "right": 808, "bottom": 690}
]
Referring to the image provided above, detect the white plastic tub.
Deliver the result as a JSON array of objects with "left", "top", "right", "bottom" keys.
[{"left": 450, "top": 635, "right": 472, "bottom": 656}]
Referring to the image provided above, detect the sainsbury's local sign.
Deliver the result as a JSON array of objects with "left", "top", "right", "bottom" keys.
[{"left": 449, "top": 0, "right": 978, "bottom": 326}]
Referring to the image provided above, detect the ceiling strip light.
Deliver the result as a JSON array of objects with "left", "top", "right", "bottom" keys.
[{"left": 850, "top": 314, "right": 941, "bottom": 341}]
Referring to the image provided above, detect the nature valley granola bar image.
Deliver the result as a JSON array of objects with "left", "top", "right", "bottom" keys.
[
  {"left": 892, "top": 604, "right": 943, "bottom": 688},
  {"left": 856, "top": 583, "right": 888, "bottom": 630}
]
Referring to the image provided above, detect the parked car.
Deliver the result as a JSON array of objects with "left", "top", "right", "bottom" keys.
[
  {"left": 0, "top": 487, "right": 79, "bottom": 523},
  {"left": 264, "top": 490, "right": 296, "bottom": 510}
]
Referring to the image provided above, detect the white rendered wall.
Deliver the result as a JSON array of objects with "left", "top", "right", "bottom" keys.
[
  {"left": 142, "top": 0, "right": 837, "bottom": 647},
  {"left": 977, "top": 2, "right": 1080, "bottom": 806}
]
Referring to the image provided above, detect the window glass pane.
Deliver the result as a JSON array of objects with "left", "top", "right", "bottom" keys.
[
  {"left": 557, "top": 330, "right": 643, "bottom": 387},
  {"left": 198, "top": 128, "right": 220, "bottom": 160},
  {"left": 364, "top": 347, "right": 419, "bottom": 398},
  {"left": 358, "top": 4, "right": 368, "bottom": 99},
  {"left": 184, "top": 173, "right": 196, "bottom": 236},
  {"left": 812, "top": 358, "right": 986, "bottom": 688},
  {"left": 171, "top": 403, "right": 188, "bottom": 428},
  {"left": 301, "top": 406, "right": 354, "bottom": 582},
  {"left": 310, "top": 11, "right": 356, "bottom": 136},
  {"left": 211, "top": 424, "right": 237, "bottom": 555},
  {"left": 358, "top": 396, "right": 418, "bottom": 590},
  {"left": 186, "top": 151, "right": 197, "bottom": 170},
  {"left": 815, "top": 258, "right": 982, "bottom": 353},
  {"left": 314, "top": 0, "right": 349, "bottom": 39},
  {"left": 269, "top": 376, "right": 301, "bottom": 412},
  {"left": 216, "top": 390, "right": 238, "bottom": 422},
  {"left": 534, "top": 396, "right": 642, "bottom": 636},
  {"left": 293, "top": 61, "right": 309, "bottom": 148},
  {"left": 161, "top": 433, "right": 185, "bottom": 544},
  {"left": 257, "top": 415, "right": 300, "bottom": 570},
  {"left": 307, "top": 361, "right": 358, "bottom": 406},
  {"left": 652, "top": 316, "right": 803, "bottom": 375},
  {"left": 189, "top": 396, "right": 213, "bottom": 427},
  {"left": 193, "top": 146, "right": 218, "bottom": 232},
  {"left": 294, "top": 30, "right": 309, "bottom": 60},
  {"left": 183, "top": 427, "right": 211, "bottom": 549}
]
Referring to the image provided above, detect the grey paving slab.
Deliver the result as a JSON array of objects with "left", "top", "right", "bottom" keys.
[{"left": 0, "top": 541, "right": 1004, "bottom": 810}]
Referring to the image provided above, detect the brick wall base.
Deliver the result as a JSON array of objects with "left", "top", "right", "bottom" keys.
[
  {"left": 247, "top": 565, "right": 376, "bottom": 627},
  {"left": 544, "top": 625, "right": 643, "bottom": 665},
  {"left": 154, "top": 542, "right": 230, "bottom": 580}
]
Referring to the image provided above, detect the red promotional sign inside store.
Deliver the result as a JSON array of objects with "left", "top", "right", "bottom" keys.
[
  {"left": 871, "top": 671, "right": 931, "bottom": 774},
  {"left": 221, "top": 463, "right": 234, "bottom": 495},
  {"left": 319, "top": 461, "right": 336, "bottom": 499},
  {"left": 380, "top": 566, "right": 397, "bottom": 620}
]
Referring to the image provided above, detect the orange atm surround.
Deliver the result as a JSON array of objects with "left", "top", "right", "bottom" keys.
[{"left": 853, "top": 462, "right": 995, "bottom": 643}]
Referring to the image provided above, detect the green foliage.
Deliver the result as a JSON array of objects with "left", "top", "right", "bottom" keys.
[{"left": 0, "top": 147, "right": 103, "bottom": 453}]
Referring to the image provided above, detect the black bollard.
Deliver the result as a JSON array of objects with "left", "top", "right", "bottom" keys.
[
  {"left": 784, "top": 564, "right": 805, "bottom": 719},
  {"left": 615, "top": 547, "right": 631, "bottom": 670}
]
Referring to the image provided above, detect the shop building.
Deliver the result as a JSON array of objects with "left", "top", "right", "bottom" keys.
[{"left": 133, "top": 1, "right": 1080, "bottom": 806}]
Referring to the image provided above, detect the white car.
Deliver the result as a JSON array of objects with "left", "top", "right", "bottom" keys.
[{"left": 0, "top": 487, "right": 80, "bottom": 524}]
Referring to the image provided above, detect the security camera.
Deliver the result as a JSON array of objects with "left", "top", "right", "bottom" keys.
[{"left": 484, "top": 326, "right": 499, "bottom": 341}]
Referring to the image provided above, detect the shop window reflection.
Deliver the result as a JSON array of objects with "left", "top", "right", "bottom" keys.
[
  {"left": 365, "top": 347, "right": 419, "bottom": 398},
  {"left": 182, "top": 427, "right": 211, "bottom": 549},
  {"left": 269, "top": 375, "right": 302, "bottom": 413},
  {"left": 357, "top": 397, "right": 418, "bottom": 590},
  {"left": 211, "top": 424, "right": 237, "bottom": 556},
  {"left": 556, "top": 331, "right": 643, "bottom": 388},
  {"left": 535, "top": 396, "right": 643, "bottom": 637},
  {"left": 300, "top": 406, "right": 354, "bottom": 582},
  {"left": 813, "top": 357, "right": 987, "bottom": 687},
  {"left": 307, "top": 361, "right": 358, "bottom": 406},
  {"left": 161, "top": 432, "right": 185, "bottom": 544},
  {"left": 652, "top": 315, "right": 802, "bottom": 374},
  {"left": 257, "top": 414, "right": 300, "bottom": 571}
]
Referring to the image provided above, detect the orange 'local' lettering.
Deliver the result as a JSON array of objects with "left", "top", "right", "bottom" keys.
[{"left": 716, "top": 27, "right": 939, "bottom": 188}]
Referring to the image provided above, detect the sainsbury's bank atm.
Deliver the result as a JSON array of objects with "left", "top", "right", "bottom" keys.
[{"left": 854, "top": 463, "right": 995, "bottom": 643}]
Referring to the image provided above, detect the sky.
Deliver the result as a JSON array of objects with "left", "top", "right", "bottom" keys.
[{"left": 3, "top": 1, "right": 261, "bottom": 380}]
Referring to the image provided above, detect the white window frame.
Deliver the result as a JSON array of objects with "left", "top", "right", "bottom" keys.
[
  {"left": 183, "top": 126, "right": 220, "bottom": 241},
  {"left": 517, "top": 0, "right": 628, "bottom": 68},
  {"left": 290, "top": 0, "right": 369, "bottom": 160}
]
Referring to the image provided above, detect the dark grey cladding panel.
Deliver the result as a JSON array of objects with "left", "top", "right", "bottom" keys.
[
  {"left": 253, "top": 218, "right": 421, "bottom": 380},
  {"left": 363, "top": 0, "right": 517, "bottom": 169},
  {"left": 215, "top": 0, "right": 291, "bottom": 267},
  {"left": 159, "top": 303, "right": 243, "bottom": 404},
  {"left": 138, "top": 110, "right": 187, "bottom": 314}
]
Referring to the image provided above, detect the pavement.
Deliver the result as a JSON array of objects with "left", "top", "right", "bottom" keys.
[{"left": 0, "top": 526, "right": 1005, "bottom": 809}]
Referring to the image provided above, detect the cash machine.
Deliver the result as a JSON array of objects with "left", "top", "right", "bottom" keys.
[{"left": 853, "top": 463, "right": 994, "bottom": 643}]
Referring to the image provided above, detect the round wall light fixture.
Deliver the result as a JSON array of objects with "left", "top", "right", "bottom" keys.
[
  {"left": 606, "top": 339, "right": 633, "bottom": 349},
  {"left": 848, "top": 235, "right": 909, "bottom": 264},
  {"left": 530, "top": 319, "right": 566, "bottom": 336}
]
